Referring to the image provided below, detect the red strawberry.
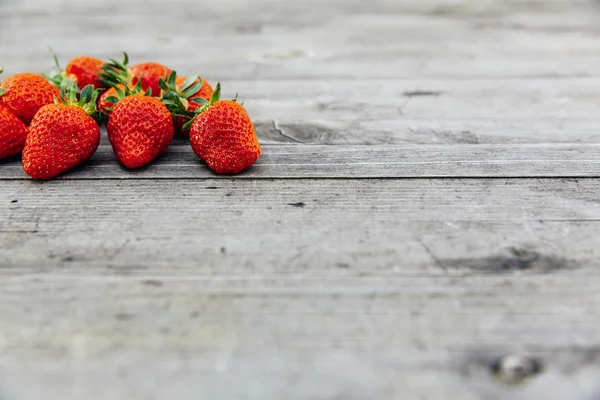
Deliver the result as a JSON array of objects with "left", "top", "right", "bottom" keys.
[
  {"left": 0, "top": 104, "right": 29, "bottom": 159},
  {"left": 67, "top": 57, "right": 106, "bottom": 90},
  {"left": 97, "top": 83, "right": 139, "bottom": 114},
  {"left": 159, "top": 71, "right": 214, "bottom": 135},
  {"left": 100, "top": 53, "right": 170, "bottom": 96},
  {"left": 22, "top": 84, "right": 102, "bottom": 180},
  {"left": 187, "top": 84, "right": 261, "bottom": 174},
  {"left": 107, "top": 94, "right": 174, "bottom": 168},
  {"left": 130, "top": 62, "right": 171, "bottom": 96},
  {"left": 0, "top": 66, "right": 60, "bottom": 125},
  {"left": 45, "top": 51, "right": 106, "bottom": 91},
  {"left": 97, "top": 85, "right": 121, "bottom": 114}
]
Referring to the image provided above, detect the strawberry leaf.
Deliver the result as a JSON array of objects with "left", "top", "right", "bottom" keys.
[
  {"left": 79, "top": 85, "right": 94, "bottom": 103},
  {"left": 181, "top": 80, "right": 203, "bottom": 99},
  {"left": 210, "top": 82, "right": 221, "bottom": 105},
  {"left": 167, "top": 70, "right": 177, "bottom": 89},
  {"left": 182, "top": 119, "right": 196, "bottom": 131},
  {"left": 99, "top": 52, "right": 131, "bottom": 88},
  {"left": 180, "top": 75, "right": 198, "bottom": 92},
  {"left": 104, "top": 96, "right": 119, "bottom": 104},
  {"left": 158, "top": 77, "right": 170, "bottom": 92},
  {"left": 49, "top": 47, "right": 61, "bottom": 71},
  {"left": 191, "top": 96, "right": 209, "bottom": 104}
]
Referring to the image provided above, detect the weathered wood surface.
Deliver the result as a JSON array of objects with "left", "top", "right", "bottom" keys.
[
  {"left": 2, "top": 179, "right": 599, "bottom": 272},
  {"left": 2, "top": 0, "right": 600, "bottom": 80},
  {"left": 3, "top": 0, "right": 600, "bottom": 145},
  {"left": 2, "top": 0, "right": 600, "bottom": 398},
  {"left": 2, "top": 179, "right": 600, "bottom": 400},
  {"left": 4, "top": 143, "right": 600, "bottom": 179}
]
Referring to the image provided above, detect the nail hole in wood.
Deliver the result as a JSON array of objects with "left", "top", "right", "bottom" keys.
[{"left": 490, "top": 354, "right": 542, "bottom": 385}]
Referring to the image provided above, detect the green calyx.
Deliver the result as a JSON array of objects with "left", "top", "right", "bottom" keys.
[
  {"left": 42, "top": 48, "right": 76, "bottom": 90},
  {"left": 99, "top": 52, "right": 132, "bottom": 88},
  {"left": 160, "top": 70, "right": 210, "bottom": 128},
  {"left": 57, "top": 82, "right": 104, "bottom": 125},
  {"left": 0, "top": 65, "right": 6, "bottom": 97},
  {"left": 161, "top": 72, "right": 224, "bottom": 131},
  {"left": 159, "top": 70, "right": 207, "bottom": 103},
  {"left": 102, "top": 79, "right": 151, "bottom": 112}
]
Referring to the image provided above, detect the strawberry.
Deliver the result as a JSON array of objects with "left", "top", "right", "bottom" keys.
[
  {"left": 22, "top": 84, "right": 102, "bottom": 180},
  {"left": 100, "top": 53, "right": 170, "bottom": 96},
  {"left": 184, "top": 84, "right": 261, "bottom": 174},
  {"left": 107, "top": 93, "right": 174, "bottom": 168},
  {"left": 159, "top": 71, "right": 213, "bottom": 135},
  {"left": 97, "top": 83, "right": 138, "bottom": 114},
  {"left": 0, "top": 104, "right": 29, "bottom": 159},
  {"left": 45, "top": 50, "right": 106, "bottom": 91},
  {"left": 0, "top": 66, "right": 60, "bottom": 125},
  {"left": 97, "top": 85, "right": 121, "bottom": 114}
]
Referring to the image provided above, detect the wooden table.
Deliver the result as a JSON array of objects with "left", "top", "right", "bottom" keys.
[{"left": 2, "top": 0, "right": 600, "bottom": 398}]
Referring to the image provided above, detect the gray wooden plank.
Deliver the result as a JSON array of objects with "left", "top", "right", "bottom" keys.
[
  {"left": 2, "top": 0, "right": 600, "bottom": 398},
  {"left": 1, "top": 178, "right": 599, "bottom": 274},
  {"left": 2, "top": 275, "right": 600, "bottom": 399},
  {"left": 6, "top": 178, "right": 600, "bottom": 400},
  {"left": 1, "top": 0, "right": 600, "bottom": 79},
  {"left": 2, "top": 143, "right": 600, "bottom": 179},
  {"left": 235, "top": 78, "right": 600, "bottom": 145}
]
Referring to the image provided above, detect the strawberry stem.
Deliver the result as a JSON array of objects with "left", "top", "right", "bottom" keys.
[{"left": 43, "top": 48, "right": 77, "bottom": 90}]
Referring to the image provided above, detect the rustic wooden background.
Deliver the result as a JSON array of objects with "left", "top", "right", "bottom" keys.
[{"left": 2, "top": 0, "right": 600, "bottom": 398}]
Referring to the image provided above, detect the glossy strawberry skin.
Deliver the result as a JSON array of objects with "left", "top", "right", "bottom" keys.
[
  {"left": 107, "top": 95, "right": 174, "bottom": 169},
  {"left": 22, "top": 104, "right": 100, "bottom": 180},
  {"left": 130, "top": 63, "right": 171, "bottom": 96},
  {"left": 0, "top": 105, "right": 29, "bottom": 159},
  {"left": 189, "top": 100, "right": 261, "bottom": 174},
  {"left": 97, "top": 84, "right": 134, "bottom": 114},
  {"left": 66, "top": 56, "right": 106, "bottom": 91},
  {"left": 0, "top": 73, "right": 60, "bottom": 125},
  {"left": 174, "top": 76, "right": 214, "bottom": 135}
]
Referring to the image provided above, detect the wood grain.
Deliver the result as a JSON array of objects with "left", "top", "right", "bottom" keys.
[
  {"left": 2, "top": 0, "right": 600, "bottom": 398},
  {"left": 1, "top": 178, "right": 598, "bottom": 273},
  {"left": 2, "top": 178, "right": 600, "bottom": 399},
  {"left": 2, "top": 143, "right": 600, "bottom": 179},
  {"left": 2, "top": 276, "right": 600, "bottom": 400},
  {"left": 1, "top": 0, "right": 600, "bottom": 80}
]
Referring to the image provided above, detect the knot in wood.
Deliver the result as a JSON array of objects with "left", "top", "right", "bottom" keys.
[{"left": 490, "top": 354, "right": 542, "bottom": 385}]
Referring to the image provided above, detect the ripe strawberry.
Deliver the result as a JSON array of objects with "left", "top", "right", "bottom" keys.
[
  {"left": 130, "top": 62, "right": 171, "bottom": 96},
  {"left": 107, "top": 94, "right": 174, "bottom": 168},
  {"left": 100, "top": 53, "right": 170, "bottom": 96},
  {"left": 0, "top": 66, "right": 60, "bottom": 125},
  {"left": 22, "top": 84, "right": 102, "bottom": 180},
  {"left": 159, "top": 71, "right": 213, "bottom": 135},
  {"left": 0, "top": 104, "right": 29, "bottom": 159},
  {"left": 97, "top": 83, "right": 139, "bottom": 114},
  {"left": 186, "top": 84, "right": 261, "bottom": 174},
  {"left": 97, "top": 85, "right": 121, "bottom": 114},
  {"left": 45, "top": 51, "right": 106, "bottom": 91}
]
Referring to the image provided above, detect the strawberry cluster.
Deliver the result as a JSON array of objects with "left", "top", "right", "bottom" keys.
[{"left": 0, "top": 52, "right": 261, "bottom": 179}]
